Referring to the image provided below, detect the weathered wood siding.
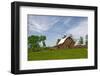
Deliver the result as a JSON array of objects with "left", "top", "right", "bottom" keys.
[{"left": 55, "top": 37, "right": 75, "bottom": 49}]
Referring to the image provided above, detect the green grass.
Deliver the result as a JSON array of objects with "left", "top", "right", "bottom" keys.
[{"left": 28, "top": 48, "right": 88, "bottom": 61}]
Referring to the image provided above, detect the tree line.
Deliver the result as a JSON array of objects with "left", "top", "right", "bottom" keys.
[
  {"left": 28, "top": 35, "right": 46, "bottom": 49},
  {"left": 79, "top": 35, "right": 88, "bottom": 46}
]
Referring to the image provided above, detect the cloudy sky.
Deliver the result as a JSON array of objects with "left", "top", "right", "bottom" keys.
[{"left": 28, "top": 15, "right": 88, "bottom": 47}]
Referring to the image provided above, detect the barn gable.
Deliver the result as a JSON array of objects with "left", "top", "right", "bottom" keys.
[
  {"left": 54, "top": 35, "right": 87, "bottom": 49},
  {"left": 55, "top": 36, "right": 75, "bottom": 48}
]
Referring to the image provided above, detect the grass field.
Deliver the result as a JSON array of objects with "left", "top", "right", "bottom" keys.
[{"left": 28, "top": 48, "right": 88, "bottom": 61}]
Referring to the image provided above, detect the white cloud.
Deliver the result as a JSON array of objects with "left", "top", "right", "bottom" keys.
[
  {"left": 66, "top": 20, "right": 88, "bottom": 39},
  {"left": 63, "top": 17, "right": 72, "bottom": 24},
  {"left": 28, "top": 16, "right": 61, "bottom": 33}
]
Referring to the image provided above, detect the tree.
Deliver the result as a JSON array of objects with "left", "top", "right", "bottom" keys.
[
  {"left": 28, "top": 35, "right": 47, "bottom": 49},
  {"left": 56, "top": 39, "right": 60, "bottom": 45},
  {"left": 28, "top": 35, "right": 40, "bottom": 48},
  {"left": 85, "top": 35, "right": 88, "bottom": 46},
  {"left": 79, "top": 36, "right": 83, "bottom": 44},
  {"left": 40, "top": 35, "right": 46, "bottom": 47}
]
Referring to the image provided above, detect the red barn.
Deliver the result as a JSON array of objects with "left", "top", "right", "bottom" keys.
[{"left": 54, "top": 36, "right": 75, "bottom": 48}]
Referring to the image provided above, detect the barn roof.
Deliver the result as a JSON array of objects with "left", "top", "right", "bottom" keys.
[
  {"left": 57, "top": 36, "right": 68, "bottom": 45},
  {"left": 57, "top": 35, "right": 86, "bottom": 46}
]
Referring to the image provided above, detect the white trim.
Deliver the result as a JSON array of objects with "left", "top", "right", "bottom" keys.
[{"left": 57, "top": 37, "right": 67, "bottom": 45}]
